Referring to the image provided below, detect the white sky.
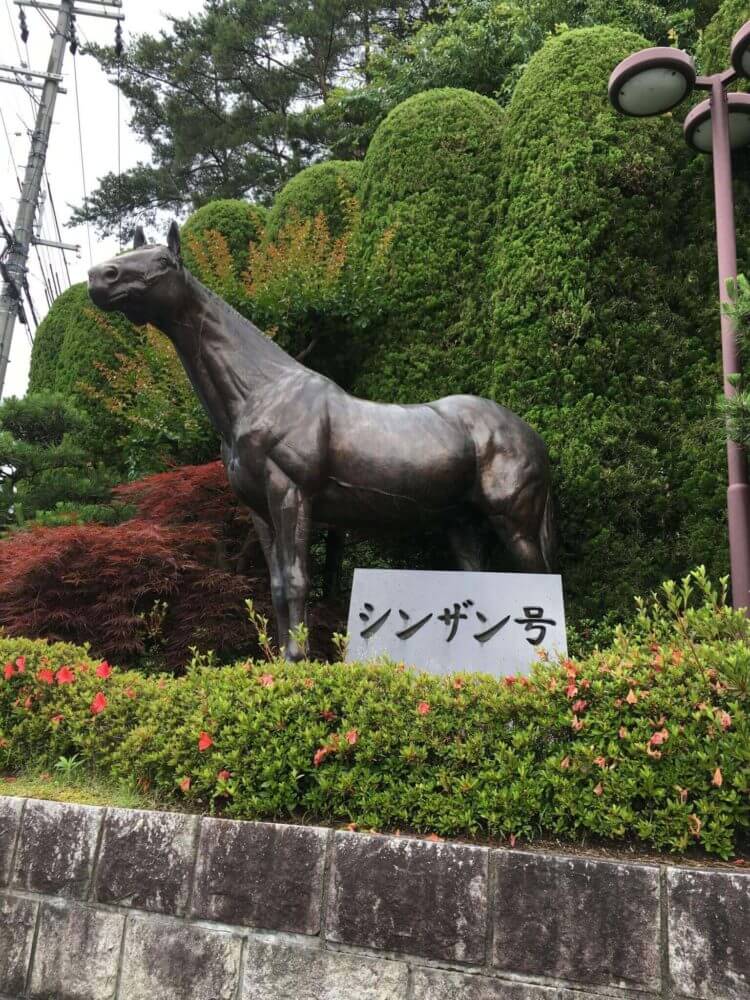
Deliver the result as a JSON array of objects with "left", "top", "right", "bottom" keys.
[{"left": 0, "top": 0, "right": 206, "bottom": 400}]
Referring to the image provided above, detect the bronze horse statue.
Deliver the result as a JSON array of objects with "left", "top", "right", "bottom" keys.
[{"left": 88, "top": 222, "right": 555, "bottom": 661}]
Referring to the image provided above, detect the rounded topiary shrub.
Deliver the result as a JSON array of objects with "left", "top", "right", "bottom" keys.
[
  {"left": 487, "top": 25, "right": 727, "bottom": 623},
  {"left": 180, "top": 199, "right": 266, "bottom": 313},
  {"left": 28, "top": 284, "right": 147, "bottom": 462},
  {"left": 351, "top": 87, "right": 504, "bottom": 405},
  {"left": 266, "top": 160, "right": 362, "bottom": 239}
]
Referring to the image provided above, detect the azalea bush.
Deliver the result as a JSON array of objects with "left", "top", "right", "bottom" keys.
[{"left": 0, "top": 570, "right": 747, "bottom": 858}]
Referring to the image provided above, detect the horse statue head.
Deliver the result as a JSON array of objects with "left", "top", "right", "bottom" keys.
[{"left": 88, "top": 221, "right": 185, "bottom": 327}]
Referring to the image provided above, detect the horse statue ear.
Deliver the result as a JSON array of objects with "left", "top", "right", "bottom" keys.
[
  {"left": 133, "top": 225, "right": 146, "bottom": 250},
  {"left": 167, "top": 220, "right": 181, "bottom": 260}
]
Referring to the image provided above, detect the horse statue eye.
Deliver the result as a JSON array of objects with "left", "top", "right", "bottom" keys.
[{"left": 160, "top": 256, "right": 170, "bottom": 265}]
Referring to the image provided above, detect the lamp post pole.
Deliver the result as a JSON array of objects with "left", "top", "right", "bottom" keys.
[
  {"left": 609, "top": 33, "right": 750, "bottom": 609},
  {"left": 709, "top": 75, "right": 750, "bottom": 608}
]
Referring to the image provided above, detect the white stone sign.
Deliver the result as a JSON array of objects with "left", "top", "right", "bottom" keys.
[{"left": 346, "top": 569, "right": 567, "bottom": 677}]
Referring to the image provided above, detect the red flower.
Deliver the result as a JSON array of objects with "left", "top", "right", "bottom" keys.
[
  {"left": 417, "top": 701, "right": 430, "bottom": 715},
  {"left": 90, "top": 692, "right": 107, "bottom": 715},
  {"left": 571, "top": 715, "right": 584, "bottom": 732},
  {"left": 313, "top": 746, "right": 331, "bottom": 766},
  {"left": 217, "top": 770, "right": 231, "bottom": 782},
  {"left": 345, "top": 729, "right": 358, "bottom": 746},
  {"left": 178, "top": 776, "right": 191, "bottom": 793},
  {"left": 649, "top": 728, "right": 669, "bottom": 747},
  {"left": 56, "top": 666, "right": 75, "bottom": 684},
  {"left": 124, "top": 687, "right": 137, "bottom": 699},
  {"left": 718, "top": 710, "right": 732, "bottom": 730},
  {"left": 259, "top": 673, "right": 274, "bottom": 687},
  {"left": 50, "top": 714, "right": 64, "bottom": 725},
  {"left": 198, "top": 731, "right": 213, "bottom": 752},
  {"left": 37, "top": 668, "right": 54, "bottom": 685},
  {"left": 3, "top": 663, "right": 15, "bottom": 680},
  {"left": 15, "top": 656, "right": 26, "bottom": 673},
  {"left": 571, "top": 699, "right": 588, "bottom": 713},
  {"left": 594, "top": 756, "right": 607, "bottom": 768},
  {"left": 565, "top": 684, "right": 578, "bottom": 699},
  {"left": 504, "top": 675, "right": 516, "bottom": 687},
  {"left": 96, "top": 661, "right": 113, "bottom": 679}
]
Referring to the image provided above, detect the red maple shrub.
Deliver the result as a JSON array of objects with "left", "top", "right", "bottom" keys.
[{"left": 0, "top": 462, "right": 344, "bottom": 669}]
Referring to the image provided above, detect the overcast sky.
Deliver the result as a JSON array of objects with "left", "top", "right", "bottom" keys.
[{"left": 0, "top": 0, "right": 206, "bottom": 399}]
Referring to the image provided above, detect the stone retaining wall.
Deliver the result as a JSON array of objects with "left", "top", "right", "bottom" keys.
[{"left": 0, "top": 795, "right": 747, "bottom": 999}]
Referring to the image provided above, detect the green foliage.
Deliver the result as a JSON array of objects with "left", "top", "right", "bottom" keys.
[
  {"left": 488, "top": 26, "right": 727, "bottom": 623},
  {"left": 0, "top": 393, "right": 114, "bottom": 530},
  {"left": 181, "top": 199, "right": 266, "bottom": 310},
  {"left": 697, "top": 0, "right": 749, "bottom": 73},
  {"left": 27, "top": 284, "right": 216, "bottom": 475},
  {"left": 266, "top": 161, "right": 363, "bottom": 239},
  {"left": 719, "top": 273, "right": 750, "bottom": 444},
  {"left": 0, "top": 570, "right": 748, "bottom": 857},
  {"left": 27, "top": 284, "right": 146, "bottom": 464},
  {"left": 352, "top": 87, "right": 504, "bottom": 403}
]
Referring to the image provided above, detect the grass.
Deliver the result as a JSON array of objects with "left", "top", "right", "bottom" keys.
[{"left": 0, "top": 764, "right": 162, "bottom": 811}]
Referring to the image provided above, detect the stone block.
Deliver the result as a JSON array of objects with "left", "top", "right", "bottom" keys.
[
  {"left": 411, "top": 969, "right": 621, "bottom": 1000},
  {"left": 0, "top": 894, "right": 37, "bottom": 996},
  {"left": 93, "top": 807, "right": 197, "bottom": 915},
  {"left": 0, "top": 798, "right": 23, "bottom": 886},
  {"left": 28, "top": 900, "right": 124, "bottom": 1000},
  {"left": 242, "top": 940, "right": 408, "bottom": 1000},
  {"left": 326, "top": 831, "right": 488, "bottom": 963},
  {"left": 191, "top": 817, "right": 327, "bottom": 934},
  {"left": 119, "top": 913, "right": 242, "bottom": 1000},
  {"left": 13, "top": 800, "right": 102, "bottom": 899},
  {"left": 668, "top": 867, "right": 750, "bottom": 999},
  {"left": 492, "top": 851, "right": 660, "bottom": 993}
]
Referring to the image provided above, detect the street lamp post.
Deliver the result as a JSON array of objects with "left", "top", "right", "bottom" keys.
[{"left": 609, "top": 25, "right": 750, "bottom": 610}]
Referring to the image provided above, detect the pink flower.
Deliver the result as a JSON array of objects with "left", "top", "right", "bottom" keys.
[
  {"left": 198, "top": 731, "right": 213, "bottom": 752},
  {"left": 178, "top": 776, "right": 191, "bottom": 793},
  {"left": 37, "top": 668, "right": 54, "bottom": 685},
  {"left": 649, "top": 729, "right": 669, "bottom": 747},
  {"left": 259, "top": 673, "right": 274, "bottom": 687},
  {"left": 217, "top": 770, "right": 231, "bottom": 782},
  {"left": 15, "top": 657, "right": 26, "bottom": 673},
  {"left": 345, "top": 729, "right": 358, "bottom": 746},
  {"left": 571, "top": 699, "right": 588, "bottom": 713},
  {"left": 96, "top": 661, "right": 113, "bottom": 680},
  {"left": 313, "top": 746, "right": 331, "bottom": 766},
  {"left": 56, "top": 666, "right": 75, "bottom": 685},
  {"left": 593, "top": 782, "right": 604, "bottom": 797},
  {"left": 417, "top": 701, "right": 430, "bottom": 716}
]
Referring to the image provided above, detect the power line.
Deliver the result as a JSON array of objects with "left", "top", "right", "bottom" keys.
[{"left": 71, "top": 52, "right": 93, "bottom": 266}]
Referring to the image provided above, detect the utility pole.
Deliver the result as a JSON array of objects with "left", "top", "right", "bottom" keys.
[{"left": 0, "top": 0, "right": 124, "bottom": 398}]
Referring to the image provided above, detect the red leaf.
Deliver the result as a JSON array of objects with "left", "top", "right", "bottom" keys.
[
  {"left": 96, "top": 661, "right": 113, "bottom": 679},
  {"left": 90, "top": 692, "right": 107, "bottom": 715},
  {"left": 198, "top": 731, "right": 213, "bottom": 752}
]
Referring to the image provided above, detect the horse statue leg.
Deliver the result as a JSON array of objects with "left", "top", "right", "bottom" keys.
[
  {"left": 250, "top": 513, "right": 289, "bottom": 649},
  {"left": 265, "top": 460, "right": 312, "bottom": 662}
]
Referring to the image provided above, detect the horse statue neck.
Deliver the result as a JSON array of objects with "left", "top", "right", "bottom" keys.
[{"left": 158, "top": 270, "right": 305, "bottom": 443}]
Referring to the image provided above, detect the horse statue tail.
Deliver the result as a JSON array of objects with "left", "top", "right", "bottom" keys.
[{"left": 540, "top": 488, "right": 557, "bottom": 572}]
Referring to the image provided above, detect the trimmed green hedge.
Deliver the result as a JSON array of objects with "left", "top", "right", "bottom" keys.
[
  {"left": 1, "top": 572, "right": 747, "bottom": 857},
  {"left": 266, "top": 160, "right": 362, "bottom": 239},
  {"left": 487, "top": 26, "right": 727, "bottom": 624},
  {"left": 698, "top": 0, "right": 749, "bottom": 73},
  {"left": 352, "top": 88, "right": 504, "bottom": 404},
  {"left": 181, "top": 198, "right": 266, "bottom": 306}
]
